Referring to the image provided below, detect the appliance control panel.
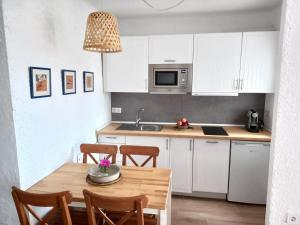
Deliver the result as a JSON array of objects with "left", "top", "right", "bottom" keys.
[{"left": 179, "top": 69, "right": 188, "bottom": 87}]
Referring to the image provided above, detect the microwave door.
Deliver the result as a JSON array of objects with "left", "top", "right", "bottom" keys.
[{"left": 154, "top": 71, "right": 179, "bottom": 87}]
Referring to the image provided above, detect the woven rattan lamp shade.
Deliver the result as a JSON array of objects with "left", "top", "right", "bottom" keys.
[{"left": 83, "top": 12, "right": 122, "bottom": 53}]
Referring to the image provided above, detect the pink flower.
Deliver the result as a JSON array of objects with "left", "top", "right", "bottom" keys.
[{"left": 100, "top": 158, "right": 111, "bottom": 168}]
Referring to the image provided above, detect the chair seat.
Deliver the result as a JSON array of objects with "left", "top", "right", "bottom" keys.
[
  {"left": 107, "top": 212, "right": 157, "bottom": 225},
  {"left": 67, "top": 207, "right": 157, "bottom": 225},
  {"left": 69, "top": 207, "right": 89, "bottom": 225},
  {"left": 47, "top": 206, "right": 89, "bottom": 225}
]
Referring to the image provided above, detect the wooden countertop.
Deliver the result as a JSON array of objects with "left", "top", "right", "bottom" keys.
[
  {"left": 97, "top": 123, "right": 271, "bottom": 142},
  {"left": 27, "top": 163, "right": 171, "bottom": 210}
]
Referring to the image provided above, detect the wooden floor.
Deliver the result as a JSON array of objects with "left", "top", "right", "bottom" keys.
[{"left": 171, "top": 196, "right": 266, "bottom": 225}]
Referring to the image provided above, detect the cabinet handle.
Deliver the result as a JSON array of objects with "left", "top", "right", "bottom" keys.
[
  {"left": 249, "top": 150, "right": 262, "bottom": 153},
  {"left": 240, "top": 79, "right": 244, "bottom": 90},
  {"left": 105, "top": 136, "right": 117, "bottom": 139},
  {"left": 206, "top": 141, "right": 219, "bottom": 144},
  {"left": 164, "top": 59, "right": 176, "bottom": 63},
  {"left": 189, "top": 139, "right": 193, "bottom": 151},
  {"left": 233, "top": 79, "right": 239, "bottom": 90},
  {"left": 166, "top": 139, "right": 169, "bottom": 150}
]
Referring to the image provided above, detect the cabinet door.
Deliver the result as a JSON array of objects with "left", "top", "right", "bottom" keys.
[
  {"left": 98, "top": 135, "right": 126, "bottom": 165},
  {"left": 149, "top": 35, "right": 193, "bottom": 64},
  {"left": 125, "top": 136, "right": 170, "bottom": 168},
  {"left": 228, "top": 141, "right": 270, "bottom": 204},
  {"left": 239, "top": 31, "right": 279, "bottom": 93},
  {"left": 192, "top": 33, "right": 242, "bottom": 96},
  {"left": 103, "top": 36, "right": 148, "bottom": 92},
  {"left": 170, "top": 138, "right": 193, "bottom": 193},
  {"left": 193, "top": 139, "right": 230, "bottom": 193}
]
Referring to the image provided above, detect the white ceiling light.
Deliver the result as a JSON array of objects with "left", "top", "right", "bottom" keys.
[{"left": 141, "top": 0, "right": 185, "bottom": 11}]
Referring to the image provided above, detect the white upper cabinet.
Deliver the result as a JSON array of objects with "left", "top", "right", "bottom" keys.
[
  {"left": 239, "top": 31, "right": 279, "bottom": 93},
  {"left": 103, "top": 36, "right": 149, "bottom": 92},
  {"left": 192, "top": 33, "right": 243, "bottom": 96},
  {"left": 149, "top": 34, "right": 193, "bottom": 64}
]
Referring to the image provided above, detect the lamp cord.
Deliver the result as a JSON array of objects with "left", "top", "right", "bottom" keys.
[{"left": 141, "top": 0, "right": 185, "bottom": 11}]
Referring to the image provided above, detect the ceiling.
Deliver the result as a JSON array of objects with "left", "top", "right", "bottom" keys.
[{"left": 102, "top": 0, "right": 282, "bottom": 17}]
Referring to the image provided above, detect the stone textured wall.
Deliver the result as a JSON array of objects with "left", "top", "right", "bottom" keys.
[
  {"left": 111, "top": 93, "right": 266, "bottom": 125},
  {"left": 266, "top": 1, "right": 300, "bottom": 224},
  {"left": 0, "top": 1, "right": 20, "bottom": 224}
]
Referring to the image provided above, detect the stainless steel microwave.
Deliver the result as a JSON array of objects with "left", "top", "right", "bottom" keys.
[{"left": 148, "top": 64, "right": 193, "bottom": 94}]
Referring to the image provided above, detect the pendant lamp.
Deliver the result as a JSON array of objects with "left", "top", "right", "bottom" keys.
[{"left": 83, "top": 12, "right": 122, "bottom": 53}]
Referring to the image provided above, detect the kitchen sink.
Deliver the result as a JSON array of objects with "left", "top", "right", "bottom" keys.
[
  {"left": 117, "top": 124, "right": 163, "bottom": 132},
  {"left": 140, "top": 124, "right": 163, "bottom": 131}
]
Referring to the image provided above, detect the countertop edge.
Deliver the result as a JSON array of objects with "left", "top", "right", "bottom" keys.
[{"left": 96, "top": 123, "right": 272, "bottom": 142}]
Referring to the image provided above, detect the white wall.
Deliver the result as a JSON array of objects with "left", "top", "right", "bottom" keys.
[
  {"left": 2, "top": 0, "right": 111, "bottom": 189},
  {"left": 118, "top": 6, "right": 281, "bottom": 35},
  {"left": 266, "top": 0, "right": 300, "bottom": 224},
  {"left": 0, "top": 1, "right": 20, "bottom": 224}
]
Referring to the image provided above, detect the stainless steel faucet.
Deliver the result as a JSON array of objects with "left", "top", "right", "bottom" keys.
[{"left": 135, "top": 108, "right": 145, "bottom": 127}]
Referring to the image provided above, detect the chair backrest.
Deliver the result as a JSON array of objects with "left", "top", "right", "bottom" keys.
[
  {"left": 80, "top": 144, "right": 118, "bottom": 164},
  {"left": 83, "top": 189, "right": 148, "bottom": 225},
  {"left": 120, "top": 145, "right": 160, "bottom": 168},
  {"left": 11, "top": 186, "right": 73, "bottom": 225}
]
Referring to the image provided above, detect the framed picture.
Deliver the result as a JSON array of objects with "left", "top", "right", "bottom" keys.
[
  {"left": 29, "top": 67, "right": 51, "bottom": 98},
  {"left": 61, "top": 70, "right": 76, "bottom": 95},
  {"left": 83, "top": 71, "right": 94, "bottom": 92}
]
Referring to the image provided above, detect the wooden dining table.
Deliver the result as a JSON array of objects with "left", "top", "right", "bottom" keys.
[{"left": 27, "top": 163, "right": 172, "bottom": 225}]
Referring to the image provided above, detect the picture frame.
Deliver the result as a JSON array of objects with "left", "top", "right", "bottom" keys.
[
  {"left": 61, "top": 69, "right": 76, "bottom": 95},
  {"left": 29, "top": 67, "right": 51, "bottom": 98},
  {"left": 83, "top": 71, "right": 94, "bottom": 92}
]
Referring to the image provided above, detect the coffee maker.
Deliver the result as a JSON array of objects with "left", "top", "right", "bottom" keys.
[{"left": 246, "top": 110, "right": 264, "bottom": 132}]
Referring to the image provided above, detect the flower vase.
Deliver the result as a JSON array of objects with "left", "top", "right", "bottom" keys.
[{"left": 100, "top": 167, "right": 109, "bottom": 176}]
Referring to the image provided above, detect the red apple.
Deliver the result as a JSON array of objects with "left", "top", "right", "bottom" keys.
[
  {"left": 181, "top": 117, "right": 188, "bottom": 126},
  {"left": 177, "top": 120, "right": 183, "bottom": 126}
]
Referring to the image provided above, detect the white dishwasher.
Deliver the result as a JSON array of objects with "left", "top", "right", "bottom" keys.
[{"left": 228, "top": 141, "right": 270, "bottom": 204}]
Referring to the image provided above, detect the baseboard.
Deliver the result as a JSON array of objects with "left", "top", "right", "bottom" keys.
[{"left": 172, "top": 191, "right": 227, "bottom": 200}]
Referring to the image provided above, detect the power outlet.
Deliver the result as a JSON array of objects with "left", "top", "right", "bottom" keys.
[
  {"left": 112, "top": 107, "right": 122, "bottom": 114},
  {"left": 287, "top": 213, "right": 300, "bottom": 225}
]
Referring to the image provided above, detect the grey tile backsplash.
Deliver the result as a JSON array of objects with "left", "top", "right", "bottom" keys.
[{"left": 111, "top": 93, "right": 265, "bottom": 124}]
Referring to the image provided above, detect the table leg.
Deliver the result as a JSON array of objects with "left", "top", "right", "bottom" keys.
[
  {"left": 167, "top": 188, "right": 171, "bottom": 225},
  {"left": 159, "top": 209, "right": 167, "bottom": 225},
  {"left": 158, "top": 180, "right": 172, "bottom": 225}
]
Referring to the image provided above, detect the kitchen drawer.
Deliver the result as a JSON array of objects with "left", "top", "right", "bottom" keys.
[{"left": 98, "top": 135, "right": 126, "bottom": 144}]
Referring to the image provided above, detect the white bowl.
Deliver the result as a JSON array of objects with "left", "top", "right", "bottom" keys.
[{"left": 88, "top": 164, "right": 121, "bottom": 183}]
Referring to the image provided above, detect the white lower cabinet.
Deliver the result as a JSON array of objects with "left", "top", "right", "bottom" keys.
[
  {"left": 169, "top": 138, "right": 193, "bottom": 193},
  {"left": 193, "top": 139, "right": 231, "bottom": 194},
  {"left": 97, "top": 133, "right": 232, "bottom": 195},
  {"left": 98, "top": 135, "right": 126, "bottom": 165},
  {"left": 125, "top": 136, "right": 170, "bottom": 168}
]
